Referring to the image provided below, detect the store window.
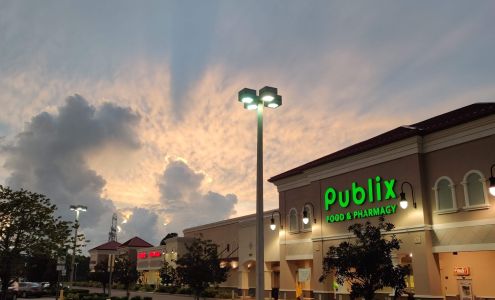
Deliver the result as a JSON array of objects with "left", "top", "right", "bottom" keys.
[
  {"left": 289, "top": 208, "right": 298, "bottom": 233},
  {"left": 433, "top": 176, "right": 457, "bottom": 213},
  {"left": 462, "top": 170, "right": 489, "bottom": 208},
  {"left": 301, "top": 204, "right": 312, "bottom": 231}
]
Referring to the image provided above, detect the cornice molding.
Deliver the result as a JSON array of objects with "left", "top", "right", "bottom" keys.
[{"left": 272, "top": 115, "right": 495, "bottom": 192}]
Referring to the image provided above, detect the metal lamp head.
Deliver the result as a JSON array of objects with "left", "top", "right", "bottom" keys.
[
  {"left": 238, "top": 88, "right": 257, "bottom": 104},
  {"left": 259, "top": 86, "right": 277, "bottom": 102},
  {"left": 265, "top": 95, "right": 282, "bottom": 108},
  {"left": 399, "top": 192, "right": 408, "bottom": 209},
  {"left": 244, "top": 102, "right": 258, "bottom": 110},
  {"left": 302, "top": 210, "right": 309, "bottom": 224},
  {"left": 270, "top": 217, "right": 276, "bottom": 231},
  {"left": 70, "top": 205, "right": 87, "bottom": 212},
  {"left": 489, "top": 176, "right": 495, "bottom": 197}
]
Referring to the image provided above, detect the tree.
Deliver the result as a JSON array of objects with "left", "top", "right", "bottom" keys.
[
  {"left": 159, "top": 261, "right": 178, "bottom": 286},
  {"left": 89, "top": 261, "right": 110, "bottom": 294},
  {"left": 175, "top": 238, "right": 229, "bottom": 300},
  {"left": 0, "top": 185, "right": 71, "bottom": 300},
  {"left": 114, "top": 255, "right": 139, "bottom": 299},
  {"left": 319, "top": 217, "right": 410, "bottom": 300}
]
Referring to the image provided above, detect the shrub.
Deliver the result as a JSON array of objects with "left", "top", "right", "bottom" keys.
[
  {"left": 200, "top": 288, "right": 216, "bottom": 298},
  {"left": 143, "top": 297, "right": 152, "bottom": 300},
  {"left": 155, "top": 286, "right": 178, "bottom": 294},
  {"left": 177, "top": 287, "right": 192, "bottom": 295},
  {"left": 130, "top": 296, "right": 141, "bottom": 300}
]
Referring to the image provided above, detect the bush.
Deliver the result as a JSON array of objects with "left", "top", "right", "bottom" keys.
[
  {"left": 200, "top": 289, "right": 216, "bottom": 298},
  {"left": 130, "top": 296, "right": 141, "bottom": 300},
  {"left": 215, "top": 288, "right": 236, "bottom": 299},
  {"left": 177, "top": 287, "right": 192, "bottom": 295},
  {"left": 143, "top": 297, "right": 152, "bottom": 300},
  {"left": 155, "top": 286, "right": 178, "bottom": 294}
]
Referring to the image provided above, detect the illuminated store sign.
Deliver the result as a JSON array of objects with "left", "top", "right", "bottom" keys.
[
  {"left": 324, "top": 176, "right": 398, "bottom": 223},
  {"left": 137, "top": 252, "right": 147, "bottom": 259},
  {"left": 149, "top": 251, "right": 161, "bottom": 257}
]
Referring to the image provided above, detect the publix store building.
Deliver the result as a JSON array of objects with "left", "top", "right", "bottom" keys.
[{"left": 267, "top": 103, "right": 495, "bottom": 300}]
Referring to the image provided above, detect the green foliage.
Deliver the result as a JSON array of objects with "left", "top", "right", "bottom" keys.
[
  {"left": 175, "top": 238, "right": 229, "bottom": 300},
  {"left": 155, "top": 285, "right": 178, "bottom": 294},
  {"left": 176, "top": 287, "right": 192, "bottom": 294},
  {"left": 143, "top": 297, "right": 152, "bottom": 300},
  {"left": 130, "top": 296, "right": 142, "bottom": 300},
  {"left": 319, "top": 216, "right": 410, "bottom": 300},
  {"left": 0, "top": 185, "right": 71, "bottom": 300},
  {"left": 113, "top": 254, "right": 139, "bottom": 297},
  {"left": 159, "top": 261, "right": 178, "bottom": 286},
  {"left": 88, "top": 261, "right": 110, "bottom": 294}
]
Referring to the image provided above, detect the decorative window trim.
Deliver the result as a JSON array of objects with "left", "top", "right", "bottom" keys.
[
  {"left": 433, "top": 176, "right": 457, "bottom": 213},
  {"left": 461, "top": 170, "right": 490, "bottom": 209},
  {"left": 288, "top": 208, "right": 299, "bottom": 234},
  {"left": 300, "top": 204, "right": 313, "bottom": 232}
]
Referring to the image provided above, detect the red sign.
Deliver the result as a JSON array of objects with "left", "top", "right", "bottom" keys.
[
  {"left": 454, "top": 267, "right": 470, "bottom": 276},
  {"left": 149, "top": 251, "right": 162, "bottom": 257},
  {"left": 137, "top": 252, "right": 147, "bottom": 259}
]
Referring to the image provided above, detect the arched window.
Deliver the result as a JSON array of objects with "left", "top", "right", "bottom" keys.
[
  {"left": 288, "top": 208, "right": 298, "bottom": 233},
  {"left": 433, "top": 177, "right": 457, "bottom": 213},
  {"left": 462, "top": 170, "right": 489, "bottom": 208},
  {"left": 301, "top": 204, "right": 313, "bottom": 231}
]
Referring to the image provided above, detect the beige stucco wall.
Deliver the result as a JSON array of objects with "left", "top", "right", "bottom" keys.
[{"left": 439, "top": 251, "right": 495, "bottom": 298}]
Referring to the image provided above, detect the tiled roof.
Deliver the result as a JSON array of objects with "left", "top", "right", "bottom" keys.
[
  {"left": 119, "top": 236, "right": 153, "bottom": 248},
  {"left": 268, "top": 102, "right": 495, "bottom": 183},
  {"left": 89, "top": 241, "right": 121, "bottom": 251}
]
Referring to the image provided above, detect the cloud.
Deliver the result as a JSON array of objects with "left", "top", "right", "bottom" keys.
[
  {"left": 157, "top": 159, "right": 238, "bottom": 235},
  {"left": 117, "top": 207, "right": 161, "bottom": 245},
  {"left": 0, "top": 95, "right": 143, "bottom": 247}
]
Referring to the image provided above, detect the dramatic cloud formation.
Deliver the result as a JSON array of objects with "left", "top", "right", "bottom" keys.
[
  {"left": 158, "top": 159, "right": 238, "bottom": 235},
  {"left": 0, "top": 1, "right": 494, "bottom": 247},
  {"left": 0, "top": 95, "right": 144, "bottom": 246}
]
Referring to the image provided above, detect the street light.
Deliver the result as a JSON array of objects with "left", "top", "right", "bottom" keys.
[
  {"left": 399, "top": 181, "right": 416, "bottom": 209},
  {"left": 238, "top": 86, "right": 282, "bottom": 300},
  {"left": 69, "top": 205, "right": 87, "bottom": 288}
]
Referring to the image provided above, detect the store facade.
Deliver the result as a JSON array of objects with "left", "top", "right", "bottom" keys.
[
  {"left": 183, "top": 103, "right": 495, "bottom": 300},
  {"left": 268, "top": 103, "right": 495, "bottom": 300}
]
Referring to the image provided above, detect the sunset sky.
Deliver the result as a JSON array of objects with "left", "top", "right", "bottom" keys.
[{"left": 1, "top": 1, "right": 494, "bottom": 250}]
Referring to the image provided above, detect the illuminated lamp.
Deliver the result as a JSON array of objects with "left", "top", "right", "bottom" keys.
[
  {"left": 302, "top": 202, "right": 316, "bottom": 224},
  {"left": 137, "top": 252, "right": 147, "bottom": 259},
  {"left": 259, "top": 86, "right": 277, "bottom": 102},
  {"left": 238, "top": 88, "right": 257, "bottom": 104},
  {"left": 270, "top": 210, "right": 282, "bottom": 231},
  {"left": 489, "top": 164, "right": 495, "bottom": 196},
  {"left": 265, "top": 95, "right": 282, "bottom": 108},
  {"left": 400, "top": 181, "right": 416, "bottom": 209},
  {"left": 244, "top": 103, "right": 258, "bottom": 110}
]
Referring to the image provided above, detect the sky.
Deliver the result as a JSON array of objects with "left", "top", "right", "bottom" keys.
[{"left": 0, "top": 1, "right": 494, "bottom": 251}]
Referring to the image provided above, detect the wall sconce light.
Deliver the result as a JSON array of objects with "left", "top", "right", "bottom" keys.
[
  {"left": 489, "top": 164, "right": 495, "bottom": 196},
  {"left": 270, "top": 210, "right": 282, "bottom": 231},
  {"left": 302, "top": 202, "right": 317, "bottom": 224},
  {"left": 400, "top": 181, "right": 416, "bottom": 209}
]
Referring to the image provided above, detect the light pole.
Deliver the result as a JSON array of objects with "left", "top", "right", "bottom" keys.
[
  {"left": 69, "top": 205, "right": 87, "bottom": 288},
  {"left": 238, "top": 86, "right": 282, "bottom": 300}
]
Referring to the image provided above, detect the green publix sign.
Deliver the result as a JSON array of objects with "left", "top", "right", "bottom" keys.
[{"left": 324, "top": 176, "right": 398, "bottom": 223}]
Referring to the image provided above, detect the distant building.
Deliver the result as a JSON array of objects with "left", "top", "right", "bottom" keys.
[
  {"left": 136, "top": 236, "right": 195, "bottom": 286},
  {"left": 89, "top": 236, "right": 153, "bottom": 272}
]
